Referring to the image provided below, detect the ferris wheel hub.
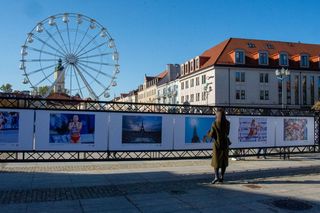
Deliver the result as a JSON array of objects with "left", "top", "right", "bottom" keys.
[{"left": 65, "top": 54, "right": 78, "bottom": 65}]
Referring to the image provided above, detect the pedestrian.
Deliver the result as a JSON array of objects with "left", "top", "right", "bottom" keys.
[
  {"left": 257, "top": 148, "right": 267, "bottom": 159},
  {"left": 206, "top": 108, "right": 230, "bottom": 184}
]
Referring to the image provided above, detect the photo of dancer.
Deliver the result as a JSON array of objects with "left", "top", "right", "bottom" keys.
[
  {"left": 238, "top": 118, "right": 267, "bottom": 142},
  {"left": 49, "top": 113, "right": 95, "bottom": 144}
]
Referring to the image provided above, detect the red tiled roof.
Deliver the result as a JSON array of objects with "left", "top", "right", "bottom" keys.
[
  {"left": 197, "top": 38, "right": 320, "bottom": 70},
  {"left": 157, "top": 70, "right": 168, "bottom": 78}
]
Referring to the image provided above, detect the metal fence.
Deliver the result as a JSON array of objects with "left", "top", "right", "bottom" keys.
[{"left": 0, "top": 96, "right": 319, "bottom": 162}]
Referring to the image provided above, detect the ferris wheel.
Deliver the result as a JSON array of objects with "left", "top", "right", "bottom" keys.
[{"left": 20, "top": 13, "right": 119, "bottom": 100}]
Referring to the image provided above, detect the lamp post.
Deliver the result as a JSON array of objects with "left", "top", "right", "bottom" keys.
[
  {"left": 204, "top": 75, "right": 214, "bottom": 105},
  {"left": 275, "top": 67, "right": 290, "bottom": 109}
]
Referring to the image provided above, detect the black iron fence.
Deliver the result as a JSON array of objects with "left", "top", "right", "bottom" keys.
[{"left": 0, "top": 96, "right": 319, "bottom": 162}]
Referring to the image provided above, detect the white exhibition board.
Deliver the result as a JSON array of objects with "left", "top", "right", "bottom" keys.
[
  {"left": 108, "top": 113, "right": 174, "bottom": 151},
  {"left": 35, "top": 110, "right": 108, "bottom": 151},
  {"left": 229, "top": 116, "right": 276, "bottom": 148},
  {"left": 275, "top": 116, "right": 314, "bottom": 147},
  {"left": 0, "top": 109, "right": 34, "bottom": 150},
  {"left": 174, "top": 114, "right": 217, "bottom": 150}
]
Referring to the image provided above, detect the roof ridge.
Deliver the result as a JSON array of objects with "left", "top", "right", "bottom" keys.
[{"left": 230, "top": 37, "right": 320, "bottom": 46}]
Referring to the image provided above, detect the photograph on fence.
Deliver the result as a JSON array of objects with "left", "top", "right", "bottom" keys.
[
  {"left": 238, "top": 118, "right": 267, "bottom": 143},
  {"left": 0, "top": 111, "right": 19, "bottom": 144},
  {"left": 122, "top": 115, "right": 162, "bottom": 144},
  {"left": 185, "top": 117, "right": 215, "bottom": 143},
  {"left": 49, "top": 113, "right": 95, "bottom": 144},
  {"left": 284, "top": 118, "right": 307, "bottom": 141}
]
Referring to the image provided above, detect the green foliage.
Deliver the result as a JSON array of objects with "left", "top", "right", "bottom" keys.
[
  {"left": 36, "top": 86, "right": 50, "bottom": 96},
  {"left": 0, "top": 83, "right": 13, "bottom": 93}
]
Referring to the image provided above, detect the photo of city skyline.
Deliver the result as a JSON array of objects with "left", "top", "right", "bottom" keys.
[{"left": 122, "top": 115, "right": 162, "bottom": 144}]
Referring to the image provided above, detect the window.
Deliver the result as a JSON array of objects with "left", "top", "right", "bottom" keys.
[
  {"left": 236, "top": 90, "right": 246, "bottom": 100},
  {"left": 259, "top": 90, "right": 269, "bottom": 100},
  {"left": 181, "top": 82, "right": 184, "bottom": 90},
  {"left": 196, "top": 93, "right": 200, "bottom": 101},
  {"left": 260, "top": 90, "right": 264, "bottom": 100},
  {"left": 196, "top": 77, "right": 200, "bottom": 86},
  {"left": 287, "top": 76, "right": 291, "bottom": 105},
  {"left": 201, "top": 75, "right": 206, "bottom": 84},
  {"left": 181, "top": 96, "right": 184, "bottom": 103},
  {"left": 190, "top": 94, "right": 194, "bottom": 102},
  {"left": 236, "top": 72, "right": 245, "bottom": 82},
  {"left": 318, "top": 77, "right": 320, "bottom": 102},
  {"left": 300, "top": 54, "right": 309, "bottom": 68},
  {"left": 259, "top": 52, "right": 268, "bottom": 65},
  {"left": 201, "top": 92, "right": 206, "bottom": 100},
  {"left": 265, "top": 90, "right": 269, "bottom": 100},
  {"left": 186, "top": 95, "right": 189, "bottom": 101},
  {"left": 190, "top": 61, "right": 194, "bottom": 71},
  {"left": 310, "top": 76, "right": 314, "bottom": 105},
  {"left": 235, "top": 50, "right": 245, "bottom": 64},
  {"left": 260, "top": 73, "right": 269, "bottom": 83},
  {"left": 190, "top": 79, "right": 194, "bottom": 87},
  {"left": 302, "top": 76, "right": 307, "bottom": 105},
  {"left": 279, "top": 53, "right": 288, "bottom": 66},
  {"left": 294, "top": 75, "right": 299, "bottom": 105},
  {"left": 241, "top": 90, "right": 245, "bottom": 99},
  {"left": 278, "top": 79, "right": 282, "bottom": 104},
  {"left": 195, "top": 58, "right": 199, "bottom": 69},
  {"left": 185, "top": 80, "right": 189, "bottom": 89}
]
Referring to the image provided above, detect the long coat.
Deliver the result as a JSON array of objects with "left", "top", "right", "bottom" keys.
[{"left": 207, "top": 120, "right": 230, "bottom": 169}]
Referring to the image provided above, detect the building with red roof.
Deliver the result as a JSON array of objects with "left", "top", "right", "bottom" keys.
[{"left": 180, "top": 38, "right": 320, "bottom": 107}]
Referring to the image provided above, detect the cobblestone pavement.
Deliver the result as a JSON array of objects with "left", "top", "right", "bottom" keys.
[{"left": 0, "top": 154, "right": 319, "bottom": 212}]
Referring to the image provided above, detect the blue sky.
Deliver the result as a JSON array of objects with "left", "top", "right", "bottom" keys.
[{"left": 0, "top": 0, "right": 320, "bottom": 98}]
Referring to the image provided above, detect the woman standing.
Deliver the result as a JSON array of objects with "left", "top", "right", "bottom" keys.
[{"left": 207, "top": 108, "right": 230, "bottom": 184}]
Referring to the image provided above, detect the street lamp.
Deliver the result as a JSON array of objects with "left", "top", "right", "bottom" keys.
[
  {"left": 275, "top": 67, "right": 290, "bottom": 109},
  {"left": 204, "top": 75, "right": 214, "bottom": 105}
]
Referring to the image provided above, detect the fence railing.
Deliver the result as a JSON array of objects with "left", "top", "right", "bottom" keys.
[{"left": 0, "top": 96, "right": 319, "bottom": 162}]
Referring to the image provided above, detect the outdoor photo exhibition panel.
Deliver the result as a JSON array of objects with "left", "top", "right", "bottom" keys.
[
  {"left": 229, "top": 116, "right": 276, "bottom": 148},
  {"left": 0, "top": 109, "right": 34, "bottom": 150},
  {"left": 108, "top": 113, "right": 174, "bottom": 151},
  {"left": 174, "top": 114, "right": 216, "bottom": 150},
  {"left": 35, "top": 110, "right": 109, "bottom": 151},
  {"left": 276, "top": 116, "right": 314, "bottom": 147}
]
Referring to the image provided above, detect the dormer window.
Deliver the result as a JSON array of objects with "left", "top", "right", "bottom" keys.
[
  {"left": 279, "top": 52, "right": 288, "bottom": 66},
  {"left": 259, "top": 51, "right": 268, "bottom": 65},
  {"left": 235, "top": 50, "right": 245, "bottom": 64},
  {"left": 195, "top": 57, "right": 199, "bottom": 70},
  {"left": 300, "top": 54, "right": 309, "bottom": 68},
  {"left": 190, "top": 60, "right": 194, "bottom": 72},
  {"left": 180, "top": 64, "right": 184, "bottom": 75}
]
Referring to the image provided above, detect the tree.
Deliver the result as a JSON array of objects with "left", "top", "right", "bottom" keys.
[
  {"left": 0, "top": 83, "right": 13, "bottom": 93},
  {"left": 36, "top": 86, "right": 50, "bottom": 96}
]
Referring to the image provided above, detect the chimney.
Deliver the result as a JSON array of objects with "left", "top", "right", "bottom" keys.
[{"left": 166, "top": 64, "right": 180, "bottom": 81}]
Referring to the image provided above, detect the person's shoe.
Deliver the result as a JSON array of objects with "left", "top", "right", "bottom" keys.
[
  {"left": 263, "top": 156, "right": 267, "bottom": 159},
  {"left": 231, "top": 157, "right": 238, "bottom": 161},
  {"left": 218, "top": 178, "right": 224, "bottom": 183},
  {"left": 211, "top": 178, "right": 219, "bottom": 184}
]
